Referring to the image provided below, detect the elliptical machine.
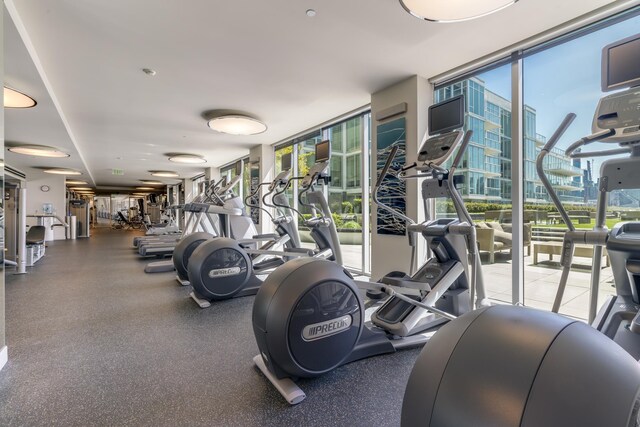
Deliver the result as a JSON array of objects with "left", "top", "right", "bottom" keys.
[
  {"left": 252, "top": 96, "right": 488, "bottom": 404},
  {"left": 185, "top": 140, "right": 343, "bottom": 308},
  {"left": 538, "top": 33, "right": 640, "bottom": 359},
  {"left": 172, "top": 153, "right": 300, "bottom": 286}
]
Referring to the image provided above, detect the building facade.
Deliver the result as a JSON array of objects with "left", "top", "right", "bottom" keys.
[{"left": 435, "top": 77, "right": 584, "bottom": 205}]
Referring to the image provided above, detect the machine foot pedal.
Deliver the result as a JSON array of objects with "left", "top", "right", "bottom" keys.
[
  {"left": 176, "top": 276, "right": 190, "bottom": 287},
  {"left": 253, "top": 355, "right": 305, "bottom": 405},
  {"left": 190, "top": 292, "right": 211, "bottom": 309}
]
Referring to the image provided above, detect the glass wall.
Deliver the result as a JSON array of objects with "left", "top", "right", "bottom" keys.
[
  {"left": 220, "top": 159, "right": 243, "bottom": 199},
  {"left": 325, "top": 116, "right": 365, "bottom": 271},
  {"left": 242, "top": 159, "right": 251, "bottom": 204},
  {"left": 275, "top": 144, "right": 295, "bottom": 210},
  {"left": 434, "top": 66, "right": 514, "bottom": 303},
  {"left": 522, "top": 13, "right": 640, "bottom": 319},
  {"left": 273, "top": 112, "right": 371, "bottom": 272}
]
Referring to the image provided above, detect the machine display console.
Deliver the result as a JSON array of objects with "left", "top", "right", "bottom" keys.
[
  {"left": 593, "top": 32, "right": 640, "bottom": 144},
  {"left": 417, "top": 130, "right": 463, "bottom": 166},
  {"left": 428, "top": 95, "right": 464, "bottom": 136}
]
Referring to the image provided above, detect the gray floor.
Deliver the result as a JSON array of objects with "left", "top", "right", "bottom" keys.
[{"left": 0, "top": 227, "right": 419, "bottom": 426}]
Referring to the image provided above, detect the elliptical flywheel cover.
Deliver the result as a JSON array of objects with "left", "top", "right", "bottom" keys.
[
  {"left": 188, "top": 237, "right": 253, "bottom": 300},
  {"left": 252, "top": 258, "right": 363, "bottom": 378},
  {"left": 172, "top": 232, "right": 214, "bottom": 280},
  {"left": 401, "top": 305, "right": 640, "bottom": 427}
]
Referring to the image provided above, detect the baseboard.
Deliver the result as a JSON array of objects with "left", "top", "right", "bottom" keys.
[{"left": 0, "top": 346, "right": 7, "bottom": 372}]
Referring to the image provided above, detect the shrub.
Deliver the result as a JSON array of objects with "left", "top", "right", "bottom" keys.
[
  {"left": 341, "top": 221, "right": 362, "bottom": 231},
  {"left": 341, "top": 201, "right": 354, "bottom": 214},
  {"left": 332, "top": 213, "right": 344, "bottom": 228}
]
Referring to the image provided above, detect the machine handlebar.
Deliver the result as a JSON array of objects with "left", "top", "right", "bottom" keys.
[{"left": 375, "top": 145, "right": 399, "bottom": 188}]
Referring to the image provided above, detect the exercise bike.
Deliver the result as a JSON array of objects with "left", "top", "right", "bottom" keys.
[{"left": 252, "top": 95, "right": 488, "bottom": 404}]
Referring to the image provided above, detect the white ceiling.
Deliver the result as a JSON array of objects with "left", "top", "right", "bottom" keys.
[{"left": 3, "top": 0, "right": 625, "bottom": 189}]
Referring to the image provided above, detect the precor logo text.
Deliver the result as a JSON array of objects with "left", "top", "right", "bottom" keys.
[
  {"left": 208, "top": 267, "right": 242, "bottom": 278},
  {"left": 302, "top": 315, "right": 352, "bottom": 341}
]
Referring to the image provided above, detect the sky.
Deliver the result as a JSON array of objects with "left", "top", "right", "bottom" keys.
[{"left": 478, "top": 13, "right": 640, "bottom": 178}]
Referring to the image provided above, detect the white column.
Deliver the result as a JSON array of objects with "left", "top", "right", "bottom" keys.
[
  {"left": 204, "top": 167, "right": 221, "bottom": 183},
  {"left": 370, "top": 76, "right": 432, "bottom": 280},
  {"left": 182, "top": 178, "right": 194, "bottom": 203}
]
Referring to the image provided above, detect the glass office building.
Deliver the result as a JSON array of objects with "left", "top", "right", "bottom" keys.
[{"left": 435, "top": 78, "right": 583, "bottom": 205}]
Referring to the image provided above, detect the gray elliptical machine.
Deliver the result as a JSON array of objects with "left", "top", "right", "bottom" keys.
[
  {"left": 252, "top": 95, "right": 488, "bottom": 404},
  {"left": 400, "top": 33, "right": 640, "bottom": 427},
  {"left": 185, "top": 140, "right": 343, "bottom": 308},
  {"left": 537, "top": 33, "right": 640, "bottom": 359},
  {"left": 172, "top": 153, "right": 300, "bottom": 286}
]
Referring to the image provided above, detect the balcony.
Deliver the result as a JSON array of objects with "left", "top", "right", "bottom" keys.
[
  {"left": 484, "top": 168, "right": 501, "bottom": 178},
  {"left": 535, "top": 133, "right": 547, "bottom": 147},
  {"left": 484, "top": 140, "right": 501, "bottom": 155},
  {"left": 555, "top": 184, "right": 581, "bottom": 191},
  {"left": 547, "top": 164, "right": 582, "bottom": 177}
]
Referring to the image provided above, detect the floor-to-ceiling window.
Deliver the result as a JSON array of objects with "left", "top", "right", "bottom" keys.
[
  {"left": 431, "top": 6, "right": 640, "bottom": 317},
  {"left": 220, "top": 160, "right": 242, "bottom": 199},
  {"left": 273, "top": 111, "right": 371, "bottom": 273},
  {"left": 434, "top": 66, "right": 514, "bottom": 303},
  {"left": 522, "top": 13, "right": 640, "bottom": 319},
  {"left": 325, "top": 115, "right": 366, "bottom": 271}
]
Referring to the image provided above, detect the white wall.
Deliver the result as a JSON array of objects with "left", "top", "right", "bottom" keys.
[
  {"left": 26, "top": 175, "right": 67, "bottom": 240},
  {"left": 370, "top": 75, "right": 432, "bottom": 279}
]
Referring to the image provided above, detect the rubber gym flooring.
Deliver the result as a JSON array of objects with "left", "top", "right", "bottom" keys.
[{"left": 0, "top": 226, "right": 421, "bottom": 426}]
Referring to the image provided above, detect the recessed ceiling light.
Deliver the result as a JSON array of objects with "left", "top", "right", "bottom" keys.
[
  {"left": 150, "top": 170, "right": 179, "bottom": 178},
  {"left": 70, "top": 187, "right": 93, "bottom": 191},
  {"left": 399, "top": 0, "right": 518, "bottom": 22},
  {"left": 140, "top": 180, "right": 164, "bottom": 185},
  {"left": 168, "top": 154, "right": 207, "bottom": 164},
  {"left": 66, "top": 180, "right": 88, "bottom": 185},
  {"left": 136, "top": 187, "right": 155, "bottom": 190},
  {"left": 44, "top": 168, "right": 82, "bottom": 175},
  {"left": 306, "top": 9, "right": 316, "bottom": 17},
  {"left": 8, "top": 145, "right": 69, "bottom": 158},
  {"left": 4, "top": 86, "right": 37, "bottom": 108},
  {"left": 142, "top": 68, "right": 157, "bottom": 76},
  {"left": 207, "top": 114, "right": 267, "bottom": 135}
]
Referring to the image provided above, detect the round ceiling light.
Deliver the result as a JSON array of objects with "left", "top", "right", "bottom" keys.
[
  {"left": 8, "top": 145, "right": 69, "bottom": 158},
  {"left": 140, "top": 180, "right": 164, "bottom": 185},
  {"left": 66, "top": 180, "right": 88, "bottom": 185},
  {"left": 399, "top": 0, "right": 518, "bottom": 22},
  {"left": 4, "top": 86, "right": 37, "bottom": 108},
  {"left": 150, "top": 170, "right": 179, "bottom": 178},
  {"left": 44, "top": 168, "right": 82, "bottom": 175},
  {"left": 168, "top": 154, "right": 207, "bottom": 164},
  {"left": 207, "top": 115, "right": 267, "bottom": 135}
]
